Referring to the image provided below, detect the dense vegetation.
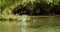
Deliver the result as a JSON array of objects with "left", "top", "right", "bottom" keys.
[
  {"left": 12, "top": 1, "right": 60, "bottom": 16},
  {"left": 0, "top": 0, "right": 60, "bottom": 15}
]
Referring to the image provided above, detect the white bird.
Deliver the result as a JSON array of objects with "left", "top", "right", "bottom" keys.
[{"left": 18, "top": 17, "right": 27, "bottom": 22}]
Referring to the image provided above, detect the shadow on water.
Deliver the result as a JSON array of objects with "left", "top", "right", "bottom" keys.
[{"left": 0, "top": 16, "right": 60, "bottom": 32}]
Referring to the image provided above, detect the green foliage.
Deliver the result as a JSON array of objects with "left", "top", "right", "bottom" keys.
[{"left": 1, "top": 0, "right": 60, "bottom": 15}]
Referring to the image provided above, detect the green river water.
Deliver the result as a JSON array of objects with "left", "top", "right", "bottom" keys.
[{"left": 0, "top": 16, "right": 60, "bottom": 32}]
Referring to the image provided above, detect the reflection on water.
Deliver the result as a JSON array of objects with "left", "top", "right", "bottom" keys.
[{"left": 0, "top": 16, "right": 60, "bottom": 32}]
